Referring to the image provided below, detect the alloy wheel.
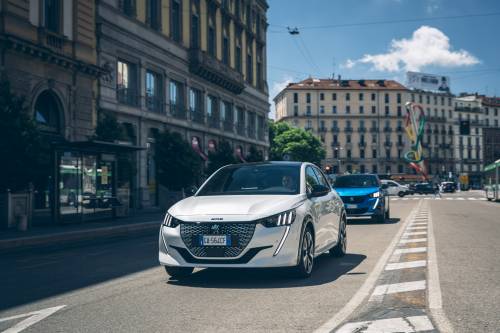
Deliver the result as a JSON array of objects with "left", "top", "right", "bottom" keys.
[{"left": 303, "top": 231, "right": 314, "bottom": 274}]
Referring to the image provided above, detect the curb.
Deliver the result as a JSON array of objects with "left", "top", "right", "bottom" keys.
[{"left": 0, "top": 221, "right": 160, "bottom": 254}]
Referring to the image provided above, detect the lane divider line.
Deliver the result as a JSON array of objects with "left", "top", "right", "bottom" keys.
[
  {"left": 394, "top": 247, "right": 427, "bottom": 255},
  {"left": 371, "top": 280, "right": 426, "bottom": 297},
  {"left": 399, "top": 238, "right": 427, "bottom": 244},
  {"left": 336, "top": 315, "right": 434, "bottom": 333},
  {"left": 385, "top": 260, "right": 427, "bottom": 271}
]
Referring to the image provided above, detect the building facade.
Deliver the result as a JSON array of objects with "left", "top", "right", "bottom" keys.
[
  {"left": 97, "top": 0, "right": 269, "bottom": 208},
  {"left": 0, "top": 0, "right": 107, "bottom": 224},
  {"left": 481, "top": 97, "right": 500, "bottom": 167}
]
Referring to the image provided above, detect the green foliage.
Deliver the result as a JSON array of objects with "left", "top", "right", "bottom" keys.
[
  {"left": 206, "top": 140, "right": 237, "bottom": 175},
  {"left": 0, "top": 80, "right": 43, "bottom": 191},
  {"left": 269, "top": 122, "right": 326, "bottom": 165},
  {"left": 155, "top": 130, "right": 203, "bottom": 191},
  {"left": 94, "top": 112, "right": 125, "bottom": 142},
  {"left": 245, "top": 145, "right": 264, "bottom": 162}
]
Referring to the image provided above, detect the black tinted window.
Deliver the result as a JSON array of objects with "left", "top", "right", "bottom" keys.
[
  {"left": 334, "top": 175, "right": 379, "bottom": 188},
  {"left": 197, "top": 164, "right": 301, "bottom": 196}
]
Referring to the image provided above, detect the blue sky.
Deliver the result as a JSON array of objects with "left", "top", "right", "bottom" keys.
[{"left": 266, "top": 0, "right": 500, "bottom": 114}]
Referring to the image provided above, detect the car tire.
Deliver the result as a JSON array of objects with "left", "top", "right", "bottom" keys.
[
  {"left": 330, "top": 216, "right": 347, "bottom": 257},
  {"left": 385, "top": 206, "right": 390, "bottom": 220},
  {"left": 398, "top": 191, "right": 405, "bottom": 197},
  {"left": 293, "top": 226, "right": 315, "bottom": 278},
  {"left": 487, "top": 197, "right": 492, "bottom": 201},
  {"left": 164, "top": 266, "right": 194, "bottom": 279}
]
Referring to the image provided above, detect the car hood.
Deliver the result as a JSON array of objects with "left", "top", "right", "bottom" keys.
[
  {"left": 334, "top": 187, "right": 379, "bottom": 196},
  {"left": 168, "top": 194, "right": 307, "bottom": 222}
]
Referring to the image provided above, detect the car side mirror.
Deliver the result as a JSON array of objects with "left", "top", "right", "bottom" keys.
[
  {"left": 310, "top": 184, "right": 330, "bottom": 198},
  {"left": 184, "top": 186, "right": 198, "bottom": 197}
]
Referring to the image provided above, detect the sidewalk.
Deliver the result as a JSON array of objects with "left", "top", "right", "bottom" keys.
[{"left": 0, "top": 211, "right": 163, "bottom": 254}]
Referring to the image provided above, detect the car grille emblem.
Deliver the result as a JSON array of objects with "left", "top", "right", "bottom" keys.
[
  {"left": 211, "top": 224, "right": 220, "bottom": 233},
  {"left": 350, "top": 197, "right": 354, "bottom": 202}
]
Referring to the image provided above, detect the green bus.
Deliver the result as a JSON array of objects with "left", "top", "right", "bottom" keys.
[{"left": 484, "top": 159, "right": 500, "bottom": 201}]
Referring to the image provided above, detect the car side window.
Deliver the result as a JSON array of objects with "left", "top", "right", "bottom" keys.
[
  {"left": 312, "top": 167, "right": 330, "bottom": 189},
  {"left": 389, "top": 182, "right": 397, "bottom": 187},
  {"left": 305, "top": 167, "right": 320, "bottom": 194}
]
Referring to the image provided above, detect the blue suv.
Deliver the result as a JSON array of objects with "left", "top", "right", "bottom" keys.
[{"left": 332, "top": 174, "right": 390, "bottom": 223}]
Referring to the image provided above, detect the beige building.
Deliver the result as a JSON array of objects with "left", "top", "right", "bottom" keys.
[
  {"left": 275, "top": 78, "right": 462, "bottom": 180},
  {"left": 97, "top": 0, "right": 270, "bottom": 208}
]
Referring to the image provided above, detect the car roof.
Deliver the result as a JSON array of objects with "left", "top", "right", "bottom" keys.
[{"left": 225, "top": 161, "right": 306, "bottom": 168}]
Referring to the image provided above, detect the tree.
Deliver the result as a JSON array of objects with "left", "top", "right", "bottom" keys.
[
  {"left": 0, "top": 80, "right": 43, "bottom": 192},
  {"left": 270, "top": 123, "right": 326, "bottom": 166},
  {"left": 94, "top": 111, "right": 125, "bottom": 142},
  {"left": 206, "top": 140, "right": 237, "bottom": 175},
  {"left": 155, "top": 130, "right": 203, "bottom": 191},
  {"left": 245, "top": 145, "right": 264, "bottom": 162}
]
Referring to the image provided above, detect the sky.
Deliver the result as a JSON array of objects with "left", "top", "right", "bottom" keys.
[{"left": 266, "top": 0, "right": 500, "bottom": 117}]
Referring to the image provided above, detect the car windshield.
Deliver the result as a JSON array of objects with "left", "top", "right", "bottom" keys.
[
  {"left": 197, "top": 164, "right": 301, "bottom": 196},
  {"left": 334, "top": 175, "right": 379, "bottom": 188}
]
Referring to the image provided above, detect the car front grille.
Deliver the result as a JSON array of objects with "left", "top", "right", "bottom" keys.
[
  {"left": 341, "top": 195, "right": 367, "bottom": 204},
  {"left": 346, "top": 207, "right": 369, "bottom": 215},
  {"left": 180, "top": 222, "right": 256, "bottom": 258}
]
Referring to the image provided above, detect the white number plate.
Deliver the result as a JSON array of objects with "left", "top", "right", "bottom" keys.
[
  {"left": 345, "top": 204, "right": 358, "bottom": 209},
  {"left": 200, "top": 235, "right": 230, "bottom": 246}
]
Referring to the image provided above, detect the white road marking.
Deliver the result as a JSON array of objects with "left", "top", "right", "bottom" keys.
[
  {"left": 402, "top": 198, "right": 409, "bottom": 200},
  {"left": 372, "top": 280, "right": 426, "bottom": 296},
  {"left": 446, "top": 197, "right": 454, "bottom": 200},
  {"left": 336, "top": 315, "right": 434, "bottom": 333},
  {"left": 407, "top": 226, "right": 428, "bottom": 231},
  {"left": 456, "top": 197, "right": 465, "bottom": 200},
  {"left": 409, "top": 222, "right": 427, "bottom": 226},
  {"left": 399, "top": 238, "right": 427, "bottom": 244},
  {"left": 402, "top": 231, "right": 428, "bottom": 237},
  {"left": 467, "top": 197, "right": 477, "bottom": 200},
  {"left": 394, "top": 247, "right": 427, "bottom": 254},
  {"left": 427, "top": 204, "right": 455, "bottom": 332},
  {"left": 0, "top": 305, "right": 66, "bottom": 333},
  {"left": 385, "top": 260, "right": 427, "bottom": 271},
  {"left": 314, "top": 202, "right": 422, "bottom": 333}
]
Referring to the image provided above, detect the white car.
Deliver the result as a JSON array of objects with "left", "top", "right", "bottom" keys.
[
  {"left": 159, "top": 162, "right": 347, "bottom": 279},
  {"left": 381, "top": 179, "right": 409, "bottom": 197}
]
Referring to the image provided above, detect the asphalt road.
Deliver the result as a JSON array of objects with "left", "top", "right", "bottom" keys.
[{"left": 0, "top": 191, "right": 498, "bottom": 332}]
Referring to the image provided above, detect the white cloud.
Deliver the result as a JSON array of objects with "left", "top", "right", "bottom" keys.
[
  {"left": 269, "top": 75, "right": 294, "bottom": 119},
  {"left": 346, "top": 26, "right": 479, "bottom": 72}
]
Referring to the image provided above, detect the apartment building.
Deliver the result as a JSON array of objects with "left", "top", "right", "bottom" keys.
[
  {"left": 482, "top": 96, "right": 500, "bottom": 167},
  {"left": 275, "top": 78, "right": 411, "bottom": 175},
  {"left": 97, "top": 0, "right": 270, "bottom": 208}
]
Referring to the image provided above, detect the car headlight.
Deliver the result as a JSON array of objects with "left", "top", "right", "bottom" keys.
[
  {"left": 260, "top": 209, "right": 296, "bottom": 228},
  {"left": 162, "top": 212, "right": 180, "bottom": 228},
  {"left": 370, "top": 191, "right": 381, "bottom": 198}
]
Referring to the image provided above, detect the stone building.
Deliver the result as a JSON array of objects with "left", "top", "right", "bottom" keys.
[{"left": 96, "top": 0, "right": 270, "bottom": 208}]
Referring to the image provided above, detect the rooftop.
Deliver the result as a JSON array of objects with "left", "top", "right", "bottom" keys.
[{"left": 284, "top": 78, "right": 408, "bottom": 91}]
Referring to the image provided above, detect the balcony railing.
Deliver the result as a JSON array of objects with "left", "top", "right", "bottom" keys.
[
  {"left": 248, "top": 126, "right": 256, "bottom": 138},
  {"left": 331, "top": 142, "right": 340, "bottom": 147},
  {"left": 384, "top": 142, "right": 393, "bottom": 147},
  {"left": 358, "top": 142, "right": 366, "bottom": 147},
  {"left": 397, "top": 141, "right": 405, "bottom": 147},
  {"left": 357, "top": 127, "right": 366, "bottom": 133},
  {"left": 396, "top": 126, "right": 403, "bottom": 132},
  {"left": 236, "top": 123, "right": 246, "bottom": 136},
  {"left": 146, "top": 95, "right": 163, "bottom": 113},
  {"left": 331, "top": 127, "right": 340, "bottom": 133},
  {"left": 117, "top": 88, "right": 139, "bottom": 106},
  {"left": 319, "top": 127, "right": 327, "bottom": 132},
  {"left": 370, "top": 127, "right": 379, "bottom": 133},
  {"left": 257, "top": 128, "right": 265, "bottom": 141},
  {"left": 170, "top": 104, "right": 187, "bottom": 119},
  {"left": 383, "top": 127, "right": 393, "bottom": 132},
  {"left": 190, "top": 109, "right": 205, "bottom": 124},
  {"left": 208, "top": 116, "right": 220, "bottom": 129},
  {"left": 455, "top": 106, "right": 482, "bottom": 113},
  {"left": 223, "top": 120, "right": 234, "bottom": 132},
  {"left": 345, "top": 127, "right": 353, "bottom": 133}
]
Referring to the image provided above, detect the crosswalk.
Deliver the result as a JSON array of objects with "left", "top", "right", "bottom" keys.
[{"left": 391, "top": 196, "right": 486, "bottom": 201}]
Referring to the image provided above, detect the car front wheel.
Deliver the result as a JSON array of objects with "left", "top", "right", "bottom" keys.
[
  {"left": 164, "top": 266, "right": 194, "bottom": 279},
  {"left": 293, "top": 226, "right": 315, "bottom": 278},
  {"left": 330, "top": 216, "right": 347, "bottom": 257}
]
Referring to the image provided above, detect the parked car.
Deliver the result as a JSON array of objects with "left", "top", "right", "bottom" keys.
[
  {"left": 414, "top": 183, "right": 437, "bottom": 194},
  {"left": 332, "top": 174, "right": 390, "bottom": 223},
  {"left": 159, "top": 162, "right": 347, "bottom": 279},
  {"left": 381, "top": 179, "right": 410, "bottom": 197},
  {"left": 440, "top": 181, "right": 456, "bottom": 193}
]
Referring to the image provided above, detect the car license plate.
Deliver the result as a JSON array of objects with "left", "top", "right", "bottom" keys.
[
  {"left": 345, "top": 204, "right": 357, "bottom": 209},
  {"left": 200, "top": 235, "right": 231, "bottom": 246}
]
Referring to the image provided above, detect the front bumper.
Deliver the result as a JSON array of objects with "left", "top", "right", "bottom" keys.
[
  {"left": 342, "top": 196, "right": 384, "bottom": 218},
  {"left": 159, "top": 220, "right": 302, "bottom": 268}
]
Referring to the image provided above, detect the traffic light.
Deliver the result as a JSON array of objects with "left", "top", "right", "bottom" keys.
[
  {"left": 459, "top": 120, "right": 470, "bottom": 135},
  {"left": 325, "top": 165, "right": 332, "bottom": 174}
]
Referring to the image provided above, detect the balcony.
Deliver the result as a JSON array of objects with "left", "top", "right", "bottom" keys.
[
  {"left": 331, "top": 127, "right": 340, "bottom": 133},
  {"left": 358, "top": 142, "right": 366, "bottom": 147},
  {"left": 117, "top": 88, "right": 139, "bottom": 107},
  {"left": 370, "top": 127, "right": 379, "bottom": 133},
  {"left": 397, "top": 141, "right": 405, "bottom": 147},
  {"left": 258, "top": 128, "right": 265, "bottom": 141},
  {"left": 190, "top": 109, "right": 205, "bottom": 124},
  {"left": 331, "top": 142, "right": 340, "bottom": 148},
  {"left": 455, "top": 106, "right": 482, "bottom": 113},
  {"left": 189, "top": 48, "right": 245, "bottom": 94},
  {"left": 170, "top": 104, "right": 187, "bottom": 119},
  {"left": 428, "top": 116, "right": 446, "bottom": 123},
  {"left": 208, "top": 116, "right": 220, "bottom": 129},
  {"left": 236, "top": 123, "right": 246, "bottom": 136},
  {"left": 248, "top": 126, "right": 256, "bottom": 138},
  {"left": 319, "top": 127, "right": 328, "bottom": 133},
  {"left": 383, "top": 127, "right": 392, "bottom": 132},
  {"left": 345, "top": 127, "right": 353, "bottom": 133},
  {"left": 146, "top": 96, "right": 163, "bottom": 113},
  {"left": 357, "top": 127, "right": 366, "bottom": 133},
  {"left": 223, "top": 120, "right": 234, "bottom": 132},
  {"left": 396, "top": 126, "right": 403, "bottom": 132},
  {"left": 384, "top": 142, "right": 393, "bottom": 147}
]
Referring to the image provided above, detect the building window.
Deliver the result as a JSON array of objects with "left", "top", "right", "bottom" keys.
[
  {"left": 146, "top": 70, "right": 162, "bottom": 112},
  {"left": 191, "top": 11, "right": 200, "bottom": 48},
  {"left": 333, "top": 134, "right": 338, "bottom": 143},
  {"left": 221, "top": 101, "right": 234, "bottom": 131},
  {"left": 121, "top": 0, "right": 136, "bottom": 17},
  {"left": 146, "top": 0, "right": 161, "bottom": 30},
  {"left": 372, "top": 165, "right": 378, "bottom": 174},
  {"left": 397, "top": 106, "right": 402, "bottom": 116},
  {"left": 320, "top": 93, "right": 324, "bottom": 101},
  {"left": 332, "top": 105, "right": 337, "bottom": 114},
  {"left": 397, "top": 93, "right": 401, "bottom": 104},
  {"left": 359, "top": 93, "right": 364, "bottom": 101},
  {"left": 386, "top": 149, "right": 391, "bottom": 158},
  {"left": 333, "top": 149, "right": 338, "bottom": 158},
  {"left": 169, "top": 80, "right": 184, "bottom": 118},
  {"left": 117, "top": 60, "right": 138, "bottom": 106},
  {"left": 347, "top": 150, "right": 352, "bottom": 158},
  {"left": 207, "top": 95, "right": 219, "bottom": 128},
  {"left": 332, "top": 93, "right": 337, "bottom": 101},
  {"left": 235, "top": 29, "right": 242, "bottom": 72},
  {"left": 419, "top": 95, "right": 423, "bottom": 103},
  {"left": 208, "top": 5, "right": 216, "bottom": 56},
  {"left": 306, "top": 93, "right": 311, "bottom": 103},
  {"left": 385, "top": 106, "right": 389, "bottom": 115},
  {"left": 189, "top": 88, "right": 203, "bottom": 123},
  {"left": 246, "top": 40, "right": 253, "bottom": 84},
  {"left": 34, "top": 90, "right": 61, "bottom": 133},
  {"left": 372, "top": 149, "right": 377, "bottom": 158},
  {"left": 384, "top": 93, "right": 389, "bottom": 103},
  {"left": 293, "top": 93, "right": 298, "bottom": 103},
  {"left": 44, "top": 0, "right": 62, "bottom": 33},
  {"left": 257, "top": 46, "right": 263, "bottom": 89},
  {"left": 320, "top": 105, "right": 325, "bottom": 114},
  {"left": 360, "top": 165, "right": 366, "bottom": 173},
  {"left": 371, "top": 93, "right": 376, "bottom": 101},
  {"left": 359, "top": 106, "right": 364, "bottom": 114},
  {"left": 371, "top": 106, "right": 376, "bottom": 114},
  {"left": 293, "top": 105, "right": 298, "bottom": 116},
  {"left": 222, "top": 19, "right": 230, "bottom": 65},
  {"left": 306, "top": 105, "right": 311, "bottom": 115},
  {"left": 360, "top": 149, "right": 365, "bottom": 158},
  {"left": 346, "top": 105, "right": 350, "bottom": 114},
  {"left": 171, "top": 0, "right": 182, "bottom": 42},
  {"left": 346, "top": 93, "right": 350, "bottom": 101}
]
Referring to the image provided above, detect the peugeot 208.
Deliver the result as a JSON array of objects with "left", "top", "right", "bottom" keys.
[{"left": 159, "top": 162, "right": 346, "bottom": 278}]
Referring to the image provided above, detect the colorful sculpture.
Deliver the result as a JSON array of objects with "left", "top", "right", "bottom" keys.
[{"left": 403, "top": 102, "right": 428, "bottom": 180}]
